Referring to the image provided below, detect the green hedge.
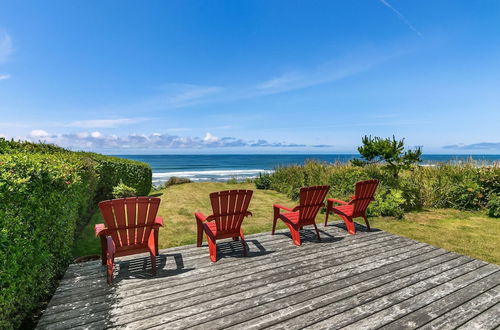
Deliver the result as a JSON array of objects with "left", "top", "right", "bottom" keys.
[
  {"left": 0, "top": 139, "right": 151, "bottom": 329},
  {"left": 260, "top": 160, "right": 500, "bottom": 218}
]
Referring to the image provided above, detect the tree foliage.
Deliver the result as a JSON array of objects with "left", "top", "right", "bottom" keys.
[{"left": 351, "top": 135, "right": 422, "bottom": 177}]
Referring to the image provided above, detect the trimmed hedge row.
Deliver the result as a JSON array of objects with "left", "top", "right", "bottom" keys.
[
  {"left": 256, "top": 160, "right": 500, "bottom": 218},
  {"left": 0, "top": 140, "right": 151, "bottom": 329}
]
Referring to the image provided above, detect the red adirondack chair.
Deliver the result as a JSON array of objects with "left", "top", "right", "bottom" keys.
[
  {"left": 95, "top": 197, "right": 163, "bottom": 284},
  {"left": 195, "top": 190, "right": 253, "bottom": 262},
  {"left": 324, "top": 179, "right": 379, "bottom": 235},
  {"left": 272, "top": 185, "right": 330, "bottom": 246}
]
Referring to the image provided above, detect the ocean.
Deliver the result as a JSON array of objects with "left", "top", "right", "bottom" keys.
[{"left": 117, "top": 154, "right": 500, "bottom": 186}]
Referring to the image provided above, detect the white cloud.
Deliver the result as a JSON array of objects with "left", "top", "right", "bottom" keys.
[
  {"left": 378, "top": 0, "right": 423, "bottom": 38},
  {"left": 19, "top": 130, "right": 315, "bottom": 150},
  {"left": 0, "top": 74, "right": 11, "bottom": 80},
  {"left": 203, "top": 132, "right": 219, "bottom": 143},
  {"left": 0, "top": 31, "right": 13, "bottom": 63},
  {"left": 443, "top": 142, "right": 500, "bottom": 151},
  {"left": 30, "top": 129, "right": 50, "bottom": 137},
  {"left": 67, "top": 117, "right": 149, "bottom": 128}
]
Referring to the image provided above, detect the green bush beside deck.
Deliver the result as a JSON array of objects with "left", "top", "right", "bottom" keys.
[
  {"left": 0, "top": 139, "right": 151, "bottom": 329},
  {"left": 258, "top": 161, "right": 500, "bottom": 218}
]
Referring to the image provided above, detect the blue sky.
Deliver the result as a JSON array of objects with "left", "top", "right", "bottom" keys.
[{"left": 0, "top": 0, "right": 499, "bottom": 154}]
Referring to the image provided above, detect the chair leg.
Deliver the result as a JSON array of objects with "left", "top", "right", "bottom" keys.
[
  {"left": 313, "top": 223, "right": 321, "bottom": 241},
  {"left": 272, "top": 208, "right": 279, "bottom": 235},
  {"left": 154, "top": 229, "right": 159, "bottom": 255},
  {"left": 100, "top": 236, "right": 107, "bottom": 265},
  {"left": 340, "top": 215, "right": 356, "bottom": 235},
  {"left": 324, "top": 209, "right": 330, "bottom": 227},
  {"left": 240, "top": 230, "right": 247, "bottom": 257},
  {"left": 290, "top": 226, "right": 302, "bottom": 246},
  {"left": 207, "top": 236, "right": 217, "bottom": 262},
  {"left": 150, "top": 252, "right": 157, "bottom": 276},
  {"left": 363, "top": 215, "right": 371, "bottom": 232},
  {"left": 196, "top": 220, "right": 203, "bottom": 247},
  {"left": 106, "top": 254, "right": 114, "bottom": 285}
]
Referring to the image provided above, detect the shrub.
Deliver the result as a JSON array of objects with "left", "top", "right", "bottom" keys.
[
  {"left": 0, "top": 141, "right": 152, "bottom": 329},
  {"left": 155, "top": 176, "right": 192, "bottom": 190},
  {"left": 487, "top": 195, "right": 500, "bottom": 218},
  {"left": 368, "top": 188, "right": 406, "bottom": 219},
  {"left": 166, "top": 176, "right": 191, "bottom": 186},
  {"left": 267, "top": 160, "right": 499, "bottom": 218},
  {"left": 254, "top": 172, "right": 272, "bottom": 190},
  {"left": 112, "top": 182, "right": 138, "bottom": 198}
]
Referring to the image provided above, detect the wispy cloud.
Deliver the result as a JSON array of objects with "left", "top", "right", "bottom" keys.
[
  {"left": 145, "top": 84, "right": 224, "bottom": 109},
  {"left": 0, "top": 31, "right": 13, "bottom": 63},
  {"left": 130, "top": 46, "right": 402, "bottom": 112},
  {"left": 67, "top": 117, "right": 150, "bottom": 128},
  {"left": 443, "top": 142, "right": 500, "bottom": 151},
  {"left": 0, "top": 74, "right": 11, "bottom": 80},
  {"left": 251, "top": 47, "right": 405, "bottom": 97},
  {"left": 378, "top": 0, "right": 423, "bottom": 38},
  {"left": 23, "top": 130, "right": 315, "bottom": 149}
]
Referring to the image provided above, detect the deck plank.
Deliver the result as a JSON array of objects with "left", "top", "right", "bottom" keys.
[
  {"left": 455, "top": 302, "right": 500, "bottom": 329},
  {"left": 382, "top": 272, "right": 500, "bottom": 329},
  {"left": 36, "top": 222, "right": 500, "bottom": 330},
  {"left": 419, "top": 285, "right": 500, "bottom": 330}
]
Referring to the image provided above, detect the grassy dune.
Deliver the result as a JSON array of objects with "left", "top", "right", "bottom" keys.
[{"left": 73, "top": 182, "right": 500, "bottom": 264}]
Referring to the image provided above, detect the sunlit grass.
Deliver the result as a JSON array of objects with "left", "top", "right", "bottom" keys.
[
  {"left": 154, "top": 182, "right": 294, "bottom": 248},
  {"left": 73, "top": 182, "right": 500, "bottom": 265},
  {"left": 368, "top": 209, "right": 500, "bottom": 264}
]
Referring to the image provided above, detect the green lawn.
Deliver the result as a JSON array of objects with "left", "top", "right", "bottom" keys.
[{"left": 73, "top": 182, "right": 500, "bottom": 265}]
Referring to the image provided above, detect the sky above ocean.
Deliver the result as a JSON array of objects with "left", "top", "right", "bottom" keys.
[{"left": 1, "top": 1, "right": 499, "bottom": 153}]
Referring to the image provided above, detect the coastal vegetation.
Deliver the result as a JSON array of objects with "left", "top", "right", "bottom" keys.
[
  {"left": 0, "top": 139, "right": 151, "bottom": 329},
  {"left": 73, "top": 182, "right": 500, "bottom": 265},
  {"left": 255, "top": 160, "right": 500, "bottom": 219}
]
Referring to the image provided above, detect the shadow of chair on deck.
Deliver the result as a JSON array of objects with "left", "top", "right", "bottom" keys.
[
  {"left": 206, "top": 238, "right": 272, "bottom": 261},
  {"left": 274, "top": 228, "right": 344, "bottom": 245},
  {"left": 111, "top": 252, "right": 194, "bottom": 284},
  {"left": 326, "top": 221, "right": 383, "bottom": 234}
]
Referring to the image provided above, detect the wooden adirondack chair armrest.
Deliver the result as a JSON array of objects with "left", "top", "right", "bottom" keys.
[
  {"left": 95, "top": 224, "right": 110, "bottom": 237},
  {"left": 327, "top": 198, "right": 349, "bottom": 206},
  {"left": 273, "top": 204, "right": 294, "bottom": 212},
  {"left": 195, "top": 212, "right": 208, "bottom": 222},
  {"left": 154, "top": 217, "right": 164, "bottom": 227}
]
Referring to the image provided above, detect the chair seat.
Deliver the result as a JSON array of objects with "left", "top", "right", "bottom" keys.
[
  {"left": 203, "top": 221, "right": 240, "bottom": 239},
  {"left": 332, "top": 204, "right": 355, "bottom": 217},
  {"left": 279, "top": 211, "right": 300, "bottom": 225}
]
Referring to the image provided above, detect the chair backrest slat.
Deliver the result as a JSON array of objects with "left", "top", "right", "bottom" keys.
[
  {"left": 136, "top": 198, "right": 149, "bottom": 243},
  {"left": 99, "top": 202, "right": 122, "bottom": 247},
  {"left": 142, "top": 197, "right": 160, "bottom": 245},
  {"left": 112, "top": 200, "right": 128, "bottom": 247},
  {"left": 351, "top": 180, "right": 379, "bottom": 216},
  {"left": 125, "top": 198, "right": 137, "bottom": 245},
  {"left": 298, "top": 185, "right": 330, "bottom": 223},
  {"left": 99, "top": 197, "right": 161, "bottom": 248},
  {"left": 209, "top": 190, "right": 253, "bottom": 234}
]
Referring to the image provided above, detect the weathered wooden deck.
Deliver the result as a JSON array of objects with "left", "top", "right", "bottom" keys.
[{"left": 37, "top": 222, "right": 500, "bottom": 329}]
